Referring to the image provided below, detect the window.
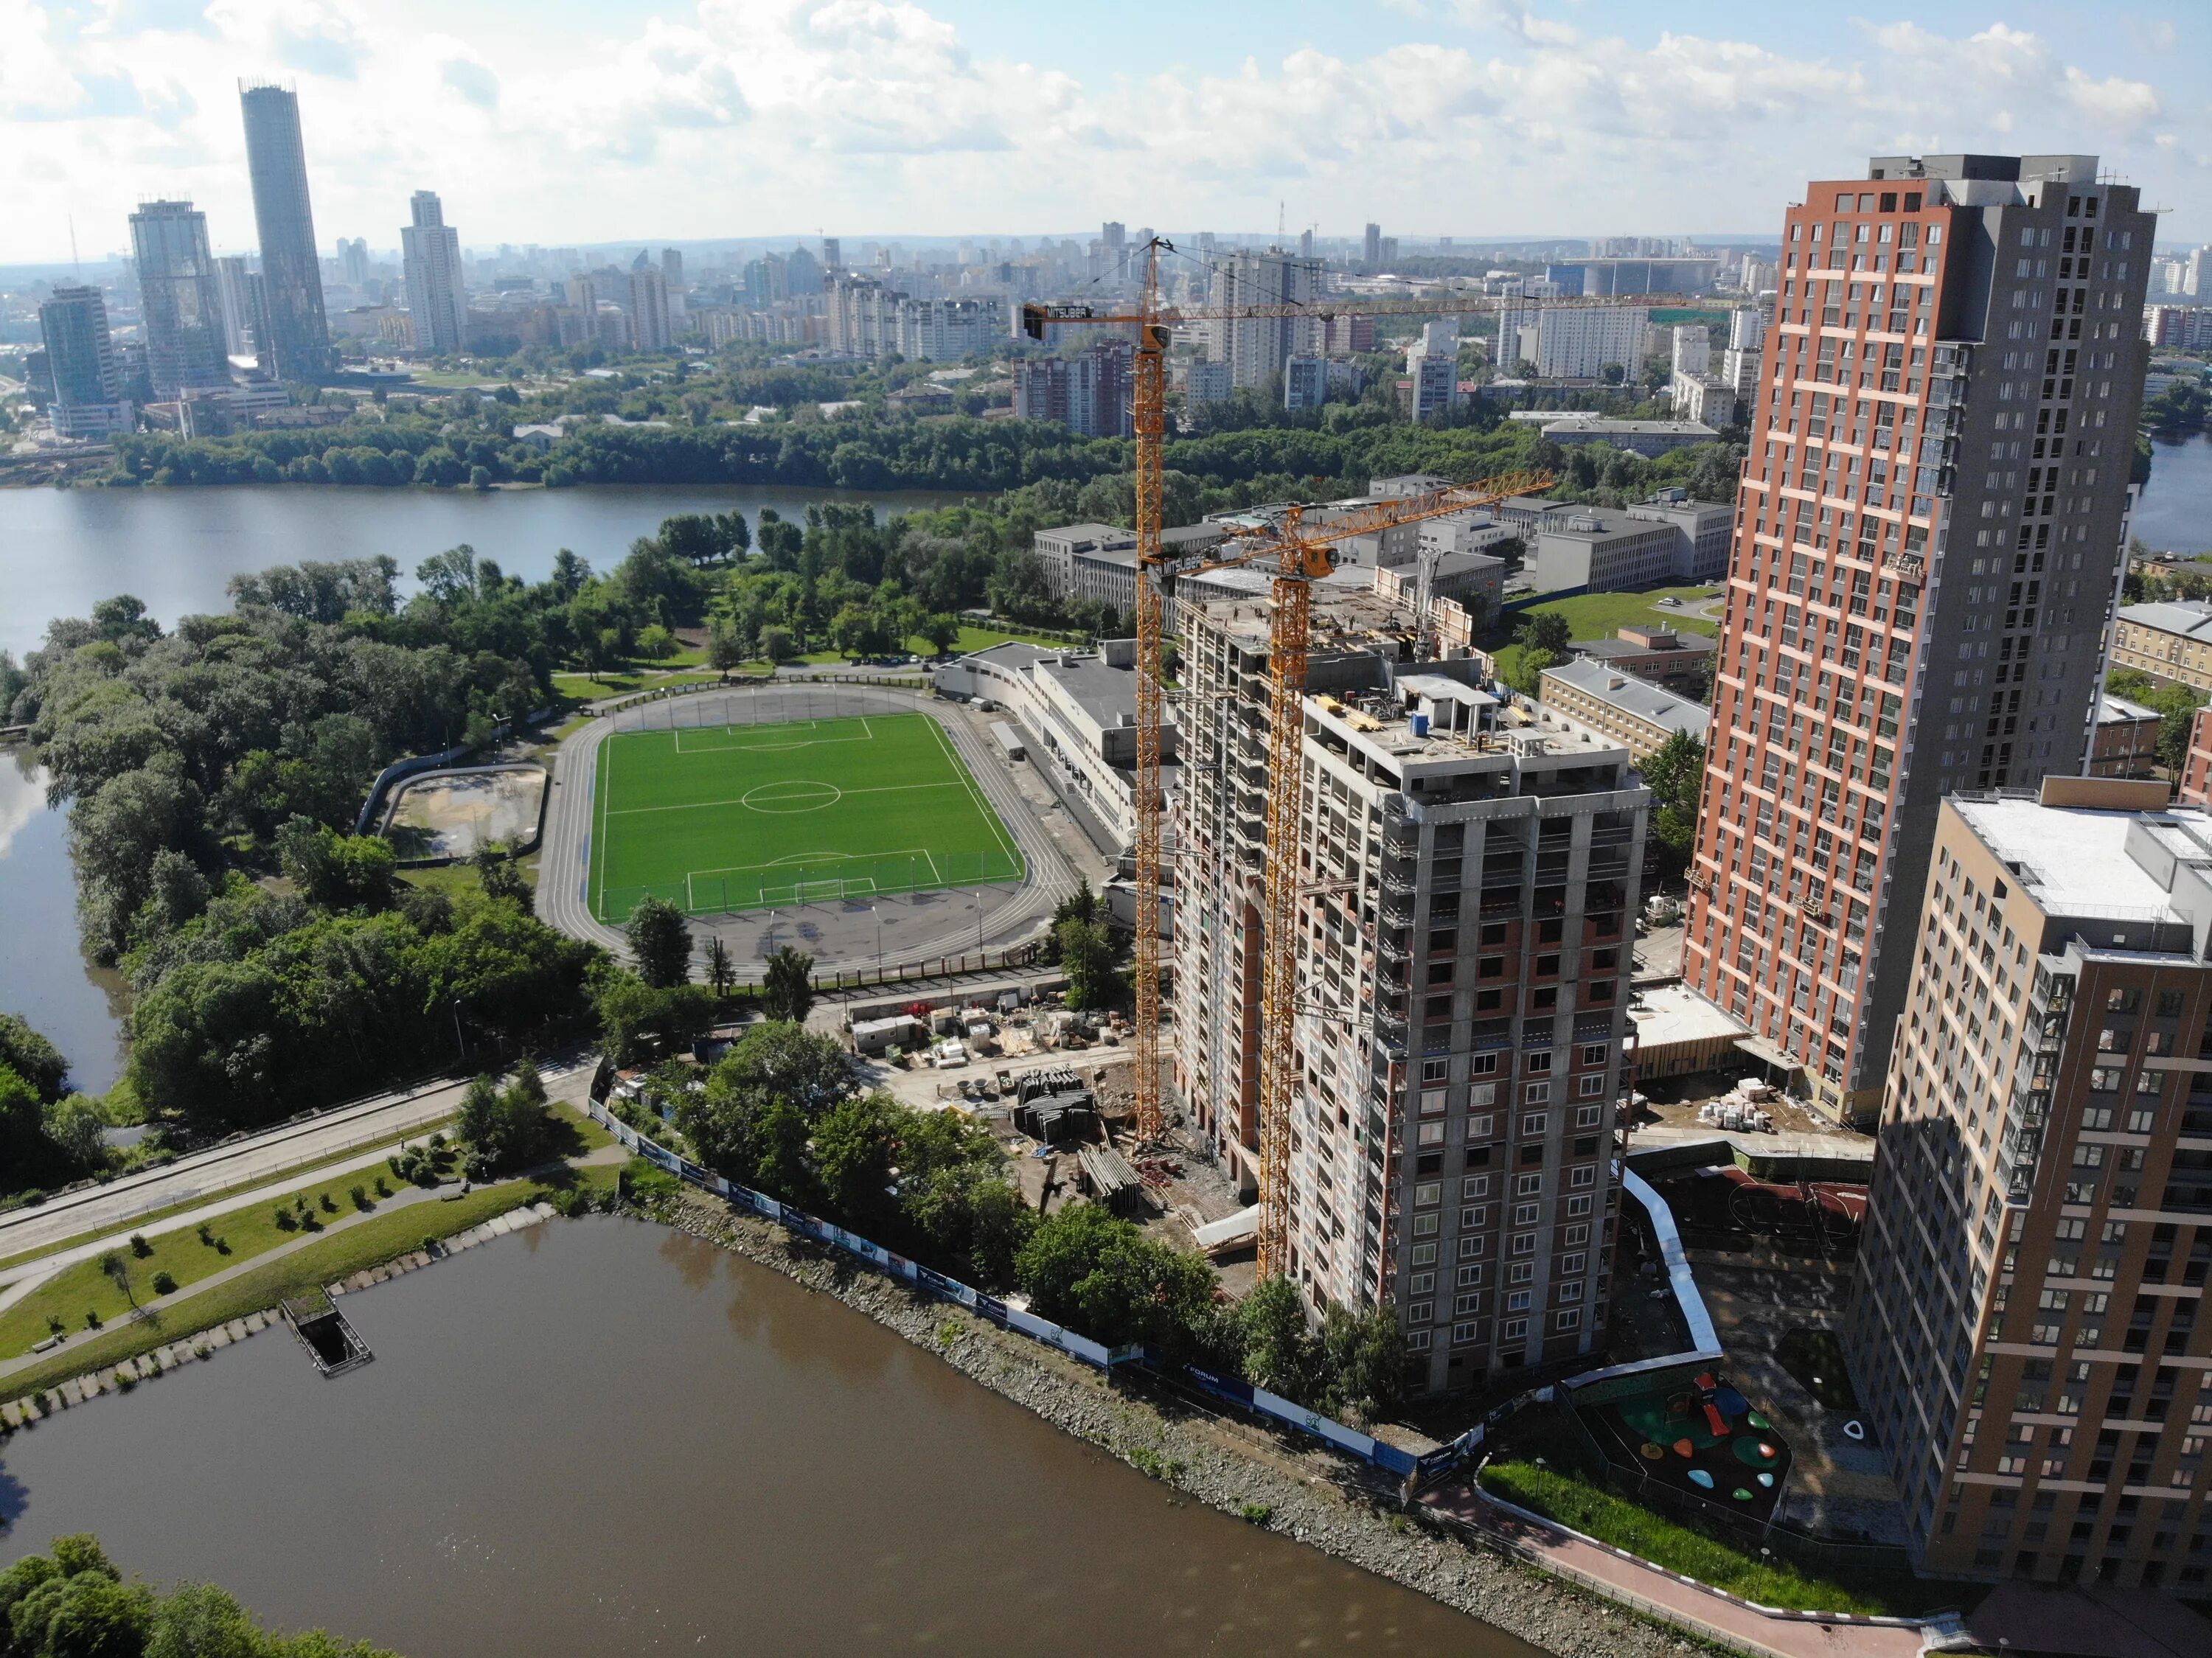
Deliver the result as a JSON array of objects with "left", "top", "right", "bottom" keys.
[
  {"left": 1454, "top": 1292, "right": 1484, "bottom": 1315},
  {"left": 1451, "top": 1320, "right": 1484, "bottom": 1346},
  {"left": 1461, "top": 1174, "right": 1491, "bottom": 1199},
  {"left": 1581, "top": 1044, "right": 1609, "bottom": 1066},
  {"left": 1506, "top": 1289, "right": 1533, "bottom": 1312},
  {"left": 1458, "top": 1233, "right": 1486, "bottom": 1258},
  {"left": 1410, "top": 1272, "right": 1436, "bottom": 1296},
  {"left": 1521, "top": 1112, "right": 1549, "bottom": 1136},
  {"left": 1417, "top": 1120, "right": 1446, "bottom": 1146},
  {"left": 1408, "top": 1300, "right": 1434, "bottom": 1323},
  {"left": 1524, "top": 1051, "right": 1553, "bottom": 1076},
  {"left": 1512, "top": 1232, "right": 1537, "bottom": 1255},
  {"left": 1523, "top": 1082, "right": 1550, "bottom": 1105},
  {"left": 1514, "top": 1202, "right": 1540, "bottom": 1225},
  {"left": 1559, "top": 1280, "right": 1584, "bottom": 1303},
  {"left": 1422, "top": 1058, "right": 1450, "bottom": 1083},
  {"left": 1460, "top": 1205, "right": 1488, "bottom": 1229},
  {"left": 1455, "top": 1263, "right": 1484, "bottom": 1286},
  {"left": 1470, "top": 1084, "right": 1497, "bottom": 1109},
  {"left": 1567, "top": 1195, "right": 1593, "bottom": 1216},
  {"left": 1411, "top": 1242, "right": 1437, "bottom": 1264},
  {"left": 1414, "top": 1181, "right": 1441, "bottom": 1208},
  {"left": 1564, "top": 1224, "right": 1590, "bottom": 1246},
  {"left": 1406, "top": 1329, "right": 1433, "bottom": 1351},
  {"left": 1575, "top": 1104, "right": 1604, "bottom": 1127},
  {"left": 1560, "top": 1253, "right": 1586, "bottom": 1275},
  {"left": 1577, "top": 1074, "right": 1607, "bottom": 1097},
  {"left": 1413, "top": 1213, "right": 1440, "bottom": 1236},
  {"left": 2090, "top": 1068, "right": 2124, "bottom": 1093},
  {"left": 1515, "top": 1173, "right": 1543, "bottom": 1197},
  {"left": 1570, "top": 1165, "right": 1596, "bottom": 1188},
  {"left": 1556, "top": 1308, "right": 1582, "bottom": 1331},
  {"left": 1501, "top": 1318, "right": 1528, "bottom": 1342}
]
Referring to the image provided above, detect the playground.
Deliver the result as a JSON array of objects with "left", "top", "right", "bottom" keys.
[
  {"left": 1587, "top": 1368, "right": 1793, "bottom": 1523},
  {"left": 586, "top": 711, "right": 1026, "bottom": 922}
]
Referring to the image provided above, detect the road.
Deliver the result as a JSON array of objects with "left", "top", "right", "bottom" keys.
[
  {"left": 538, "top": 683, "right": 1078, "bottom": 978},
  {"left": 0, "top": 1061, "right": 594, "bottom": 1267}
]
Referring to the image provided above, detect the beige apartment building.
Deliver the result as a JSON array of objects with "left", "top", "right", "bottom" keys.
[
  {"left": 1538, "top": 658, "right": 1710, "bottom": 763},
  {"left": 2110, "top": 600, "right": 2212, "bottom": 697},
  {"left": 1845, "top": 777, "right": 2212, "bottom": 1588},
  {"left": 1173, "top": 585, "right": 1647, "bottom": 1392}
]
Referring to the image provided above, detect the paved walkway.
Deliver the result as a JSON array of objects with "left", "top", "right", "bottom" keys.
[
  {"left": 1422, "top": 1480, "right": 1927, "bottom": 1658},
  {"left": 0, "top": 1062, "right": 594, "bottom": 1267}
]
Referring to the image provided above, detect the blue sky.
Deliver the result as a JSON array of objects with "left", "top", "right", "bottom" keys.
[{"left": 4, "top": 1, "right": 2206, "bottom": 263}]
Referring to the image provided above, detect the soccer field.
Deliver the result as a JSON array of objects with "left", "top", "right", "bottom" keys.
[{"left": 588, "top": 712, "right": 1026, "bottom": 922}]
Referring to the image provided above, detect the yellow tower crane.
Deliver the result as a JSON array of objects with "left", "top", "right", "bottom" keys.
[{"left": 1025, "top": 239, "right": 1635, "bottom": 1275}]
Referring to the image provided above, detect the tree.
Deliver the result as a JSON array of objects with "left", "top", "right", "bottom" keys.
[
  {"left": 1517, "top": 610, "right": 1572, "bottom": 656},
  {"left": 0, "top": 1013, "right": 70, "bottom": 1101},
  {"left": 762, "top": 944, "right": 815, "bottom": 1023},
  {"left": 1238, "top": 1274, "right": 1320, "bottom": 1402},
  {"left": 1057, "top": 917, "right": 1117, "bottom": 1011},
  {"left": 474, "top": 840, "right": 530, "bottom": 908},
  {"left": 706, "top": 619, "right": 746, "bottom": 672},
  {"left": 812, "top": 1093, "right": 902, "bottom": 1230},
  {"left": 99, "top": 1248, "right": 136, "bottom": 1310},
  {"left": 761, "top": 626, "right": 796, "bottom": 666},
  {"left": 1315, "top": 1300, "right": 1405, "bottom": 1424},
  {"left": 1014, "top": 1203, "right": 1218, "bottom": 1358},
  {"left": 593, "top": 972, "right": 716, "bottom": 1067},
  {"left": 45, "top": 1098, "right": 110, "bottom": 1171},
  {"left": 703, "top": 935, "right": 734, "bottom": 997},
  {"left": 455, "top": 1064, "right": 552, "bottom": 1177},
  {"left": 625, "top": 896, "right": 693, "bottom": 988},
  {"left": 1639, "top": 728, "right": 1705, "bottom": 875},
  {"left": 636, "top": 624, "right": 679, "bottom": 661},
  {"left": 922, "top": 613, "right": 962, "bottom": 658}
]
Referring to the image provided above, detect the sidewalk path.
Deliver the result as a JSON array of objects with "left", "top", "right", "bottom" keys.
[
  {"left": 1421, "top": 1480, "right": 1927, "bottom": 1658},
  {"left": 0, "top": 1062, "right": 594, "bottom": 1267}
]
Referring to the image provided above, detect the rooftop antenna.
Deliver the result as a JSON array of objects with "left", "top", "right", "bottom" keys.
[{"left": 69, "top": 215, "right": 80, "bottom": 276}]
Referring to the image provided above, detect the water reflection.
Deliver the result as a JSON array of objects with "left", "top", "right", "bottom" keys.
[
  {"left": 0, "top": 1218, "right": 1534, "bottom": 1658},
  {"left": 0, "top": 758, "right": 129, "bottom": 1094}
]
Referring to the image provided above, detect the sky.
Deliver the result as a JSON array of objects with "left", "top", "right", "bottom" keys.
[{"left": 4, "top": 0, "right": 2208, "bottom": 266}]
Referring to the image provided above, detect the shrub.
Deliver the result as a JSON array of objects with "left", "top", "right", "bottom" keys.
[
  {"left": 375, "top": 1176, "right": 392, "bottom": 1198},
  {"left": 152, "top": 1271, "right": 178, "bottom": 1295},
  {"left": 214, "top": 1236, "right": 230, "bottom": 1255},
  {"left": 319, "top": 1192, "right": 337, "bottom": 1213},
  {"left": 46, "top": 1314, "right": 63, "bottom": 1335},
  {"left": 420, "top": 1235, "right": 439, "bottom": 1255},
  {"left": 1240, "top": 1503, "right": 1274, "bottom": 1526},
  {"left": 274, "top": 1208, "right": 297, "bottom": 1231},
  {"left": 196, "top": 1222, "right": 214, "bottom": 1245},
  {"left": 129, "top": 1233, "right": 153, "bottom": 1258},
  {"left": 349, "top": 1183, "right": 371, "bottom": 1211},
  {"left": 85, "top": 1309, "right": 102, "bottom": 1328},
  {"left": 301, "top": 1212, "right": 322, "bottom": 1232},
  {"left": 429, "top": 1132, "right": 448, "bottom": 1150}
]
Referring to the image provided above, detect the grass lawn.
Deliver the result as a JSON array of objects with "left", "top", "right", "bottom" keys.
[
  {"left": 0, "top": 1158, "right": 459, "bottom": 1359},
  {"left": 588, "top": 711, "right": 1023, "bottom": 922},
  {"left": 1, "top": 1172, "right": 607, "bottom": 1403},
  {"left": 552, "top": 669, "right": 733, "bottom": 700},
  {"left": 935, "top": 625, "right": 1075, "bottom": 654},
  {"left": 1503, "top": 584, "right": 1722, "bottom": 646},
  {"left": 0, "top": 1119, "right": 454, "bottom": 1278}
]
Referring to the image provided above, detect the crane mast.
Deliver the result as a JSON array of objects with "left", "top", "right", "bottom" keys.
[{"left": 1026, "top": 240, "right": 1607, "bottom": 1276}]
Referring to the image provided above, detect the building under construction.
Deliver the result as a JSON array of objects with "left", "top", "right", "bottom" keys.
[{"left": 1172, "top": 578, "right": 1651, "bottom": 1393}]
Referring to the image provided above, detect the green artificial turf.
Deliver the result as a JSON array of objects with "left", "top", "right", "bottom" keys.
[{"left": 588, "top": 711, "right": 1024, "bottom": 921}]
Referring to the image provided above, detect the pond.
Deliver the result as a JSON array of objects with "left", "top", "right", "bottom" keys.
[{"left": 0, "top": 1216, "right": 1531, "bottom": 1658}]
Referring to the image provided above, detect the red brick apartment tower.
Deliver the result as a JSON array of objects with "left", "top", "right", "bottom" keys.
[{"left": 1683, "top": 155, "right": 2154, "bottom": 1125}]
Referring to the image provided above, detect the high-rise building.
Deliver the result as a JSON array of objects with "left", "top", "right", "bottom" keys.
[
  {"left": 1208, "top": 250, "right": 1323, "bottom": 389},
  {"left": 240, "top": 82, "right": 333, "bottom": 378},
  {"left": 1012, "top": 341, "right": 1131, "bottom": 437},
  {"left": 212, "top": 256, "right": 262, "bottom": 360},
  {"left": 401, "top": 191, "right": 467, "bottom": 356},
  {"left": 1173, "top": 586, "right": 1644, "bottom": 1390},
  {"left": 1669, "top": 323, "right": 1711, "bottom": 377},
  {"left": 128, "top": 200, "right": 229, "bottom": 397},
  {"left": 1845, "top": 776, "right": 2212, "bottom": 1584},
  {"left": 821, "top": 237, "right": 841, "bottom": 274},
  {"left": 1406, "top": 318, "right": 1461, "bottom": 422},
  {"left": 1496, "top": 306, "right": 1649, "bottom": 379},
  {"left": 338, "top": 237, "right": 370, "bottom": 288},
  {"left": 1364, "top": 222, "right": 1382, "bottom": 268},
  {"left": 628, "top": 265, "right": 671, "bottom": 351},
  {"left": 1683, "top": 153, "right": 2155, "bottom": 1125},
  {"left": 38, "top": 286, "right": 132, "bottom": 437}
]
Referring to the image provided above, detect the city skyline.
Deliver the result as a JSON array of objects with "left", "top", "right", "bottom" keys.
[{"left": 3, "top": 1, "right": 2207, "bottom": 268}]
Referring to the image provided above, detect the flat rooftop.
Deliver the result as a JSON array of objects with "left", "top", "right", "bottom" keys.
[
  {"left": 1952, "top": 795, "right": 2196, "bottom": 922},
  {"left": 1034, "top": 654, "right": 1139, "bottom": 730},
  {"left": 1542, "top": 658, "right": 1710, "bottom": 739},
  {"left": 1628, "top": 983, "right": 1746, "bottom": 1053}
]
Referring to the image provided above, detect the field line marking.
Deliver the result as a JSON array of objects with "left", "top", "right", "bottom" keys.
[
  {"left": 924, "top": 715, "right": 1021, "bottom": 874},
  {"left": 688, "top": 846, "right": 933, "bottom": 882},
  {"left": 605, "top": 781, "right": 964, "bottom": 817},
  {"left": 591, "top": 739, "right": 611, "bottom": 920}
]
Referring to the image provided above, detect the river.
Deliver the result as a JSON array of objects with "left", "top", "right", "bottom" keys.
[
  {"left": 0, "top": 481, "right": 969, "bottom": 661},
  {"left": 0, "top": 1217, "right": 1526, "bottom": 1657},
  {"left": 2135, "top": 431, "right": 2212, "bottom": 557}
]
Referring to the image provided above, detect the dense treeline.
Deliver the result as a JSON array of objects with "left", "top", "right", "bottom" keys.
[
  {"left": 0, "top": 1533, "right": 398, "bottom": 1658},
  {"left": 3, "top": 560, "right": 609, "bottom": 1143}
]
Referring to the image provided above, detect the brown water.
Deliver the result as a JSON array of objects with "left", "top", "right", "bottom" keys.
[{"left": 0, "top": 1217, "right": 1528, "bottom": 1657}]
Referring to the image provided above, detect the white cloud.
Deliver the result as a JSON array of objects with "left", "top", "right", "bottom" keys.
[{"left": 0, "top": 0, "right": 2202, "bottom": 261}]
